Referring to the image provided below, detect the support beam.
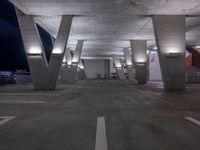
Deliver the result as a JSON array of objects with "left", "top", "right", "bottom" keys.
[
  {"left": 78, "top": 60, "right": 87, "bottom": 80},
  {"left": 16, "top": 8, "right": 72, "bottom": 90},
  {"left": 123, "top": 48, "right": 135, "bottom": 81},
  {"left": 66, "top": 40, "right": 84, "bottom": 82},
  {"left": 152, "top": 15, "right": 186, "bottom": 91},
  {"left": 112, "top": 55, "right": 126, "bottom": 80},
  {"left": 130, "top": 40, "right": 147, "bottom": 84},
  {"left": 60, "top": 48, "right": 72, "bottom": 82}
]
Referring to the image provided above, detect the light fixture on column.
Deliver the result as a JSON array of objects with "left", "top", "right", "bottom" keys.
[
  {"left": 72, "top": 57, "right": 79, "bottom": 63},
  {"left": 166, "top": 52, "right": 181, "bottom": 58},
  {"left": 153, "top": 46, "right": 158, "bottom": 50},
  {"left": 52, "top": 48, "right": 62, "bottom": 54},
  {"left": 28, "top": 47, "right": 42, "bottom": 55},
  {"left": 63, "top": 57, "right": 67, "bottom": 63},
  {"left": 194, "top": 45, "right": 200, "bottom": 49},
  {"left": 166, "top": 48, "right": 182, "bottom": 58},
  {"left": 135, "top": 57, "right": 146, "bottom": 63},
  {"left": 136, "top": 62, "right": 146, "bottom": 66},
  {"left": 67, "top": 60, "right": 72, "bottom": 66},
  {"left": 126, "top": 61, "right": 132, "bottom": 66}
]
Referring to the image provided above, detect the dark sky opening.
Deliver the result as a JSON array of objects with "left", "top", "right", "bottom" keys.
[{"left": 0, "top": 0, "right": 53, "bottom": 71}]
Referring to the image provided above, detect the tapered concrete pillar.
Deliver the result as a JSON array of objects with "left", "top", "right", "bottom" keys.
[
  {"left": 130, "top": 40, "right": 147, "bottom": 84},
  {"left": 67, "top": 40, "right": 84, "bottom": 82},
  {"left": 78, "top": 60, "right": 87, "bottom": 80},
  {"left": 152, "top": 15, "right": 185, "bottom": 91},
  {"left": 16, "top": 8, "right": 72, "bottom": 90},
  {"left": 60, "top": 48, "right": 72, "bottom": 82},
  {"left": 112, "top": 55, "right": 126, "bottom": 80},
  {"left": 123, "top": 48, "right": 135, "bottom": 81}
]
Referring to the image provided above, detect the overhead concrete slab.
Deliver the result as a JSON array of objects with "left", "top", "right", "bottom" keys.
[{"left": 9, "top": 0, "right": 200, "bottom": 58}]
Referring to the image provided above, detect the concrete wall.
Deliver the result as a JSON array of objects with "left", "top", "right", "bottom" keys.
[{"left": 83, "top": 59, "right": 110, "bottom": 79}]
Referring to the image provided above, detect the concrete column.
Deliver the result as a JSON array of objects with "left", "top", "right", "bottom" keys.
[
  {"left": 67, "top": 40, "right": 84, "bottom": 82},
  {"left": 16, "top": 8, "right": 72, "bottom": 90},
  {"left": 130, "top": 40, "right": 147, "bottom": 84},
  {"left": 152, "top": 15, "right": 185, "bottom": 91},
  {"left": 60, "top": 48, "right": 72, "bottom": 82},
  {"left": 112, "top": 55, "right": 126, "bottom": 80},
  {"left": 78, "top": 60, "right": 87, "bottom": 80},
  {"left": 123, "top": 48, "right": 135, "bottom": 81}
]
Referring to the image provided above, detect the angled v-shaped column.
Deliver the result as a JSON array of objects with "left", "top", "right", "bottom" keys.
[
  {"left": 112, "top": 55, "right": 126, "bottom": 80},
  {"left": 152, "top": 15, "right": 186, "bottom": 91},
  {"left": 123, "top": 48, "right": 135, "bottom": 81},
  {"left": 61, "top": 48, "right": 73, "bottom": 82},
  {"left": 16, "top": 8, "right": 72, "bottom": 90},
  {"left": 78, "top": 60, "right": 87, "bottom": 80},
  {"left": 67, "top": 40, "right": 84, "bottom": 82},
  {"left": 130, "top": 40, "right": 147, "bottom": 84}
]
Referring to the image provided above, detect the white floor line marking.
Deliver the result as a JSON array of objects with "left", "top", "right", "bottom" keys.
[
  {"left": 0, "top": 116, "right": 16, "bottom": 126},
  {"left": 0, "top": 93, "right": 60, "bottom": 96},
  {"left": 95, "top": 117, "right": 108, "bottom": 150},
  {"left": 184, "top": 117, "right": 200, "bottom": 126},
  {"left": 0, "top": 101, "right": 47, "bottom": 104}
]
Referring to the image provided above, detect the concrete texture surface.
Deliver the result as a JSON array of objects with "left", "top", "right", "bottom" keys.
[
  {"left": 153, "top": 15, "right": 186, "bottom": 91},
  {"left": 10, "top": 0, "right": 200, "bottom": 57},
  {"left": 0, "top": 80, "right": 200, "bottom": 150}
]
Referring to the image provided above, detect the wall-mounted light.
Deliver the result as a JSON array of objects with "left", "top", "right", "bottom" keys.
[
  {"left": 115, "top": 64, "right": 122, "bottom": 68},
  {"left": 28, "top": 47, "right": 42, "bottom": 54},
  {"left": 194, "top": 46, "right": 200, "bottom": 49},
  {"left": 166, "top": 52, "right": 182, "bottom": 58},
  {"left": 135, "top": 58, "right": 146, "bottom": 63},
  {"left": 167, "top": 48, "right": 181, "bottom": 53},
  {"left": 147, "top": 50, "right": 150, "bottom": 54},
  {"left": 63, "top": 57, "right": 66, "bottom": 63},
  {"left": 136, "top": 62, "right": 146, "bottom": 66},
  {"left": 52, "top": 48, "right": 62, "bottom": 54},
  {"left": 153, "top": 46, "right": 158, "bottom": 50},
  {"left": 126, "top": 62, "right": 132, "bottom": 66},
  {"left": 72, "top": 57, "right": 79, "bottom": 63},
  {"left": 151, "top": 51, "right": 156, "bottom": 54},
  {"left": 67, "top": 60, "right": 72, "bottom": 66}
]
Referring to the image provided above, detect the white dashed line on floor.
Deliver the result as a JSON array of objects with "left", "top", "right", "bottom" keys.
[
  {"left": 95, "top": 117, "right": 108, "bottom": 150},
  {"left": 0, "top": 116, "right": 16, "bottom": 126},
  {"left": 185, "top": 117, "right": 200, "bottom": 126}
]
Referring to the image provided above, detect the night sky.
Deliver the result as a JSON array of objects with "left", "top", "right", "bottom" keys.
[{"left": 0, "top": 0, "right": 53, "bottom": 71}]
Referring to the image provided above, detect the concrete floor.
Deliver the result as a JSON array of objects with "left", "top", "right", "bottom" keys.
[{"left": 0, "top": 80, "right": 200, "bottom": 150}]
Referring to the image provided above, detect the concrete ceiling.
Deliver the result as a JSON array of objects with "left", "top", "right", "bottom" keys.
[{"left": 9, "top": 0, "right": 200, "bottom": 57}]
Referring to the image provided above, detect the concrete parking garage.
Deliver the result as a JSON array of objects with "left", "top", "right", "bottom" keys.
[{"left": 0, "top": 0, "right": 200, "bottom": 150}]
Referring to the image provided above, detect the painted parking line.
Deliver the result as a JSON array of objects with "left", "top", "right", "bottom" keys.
[
  {"left": 0, "top": 116, "right": 16, "bottom": 126},
  {"left": 0, "top": 100, "right": 47, "bottom": 104},
  {"left": 0, "top": 93, "right": 61, "bottom": 96},
  {"left": 185, "top": 117, "right": 200, "bottom": 126},
  {"left": 95, "top": 117, "right": 108, "bottom": 150}
]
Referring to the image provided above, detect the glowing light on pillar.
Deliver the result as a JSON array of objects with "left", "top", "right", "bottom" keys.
[
  {"left": 28, "top": 47, "right": 42, "bottom": 54},
  {"left": 63, "top": 57, "right": 66, "bottom": 63},
  {"left": 194, "top": 46, "right": 200, "bottom": 49},
  {"left": 168, "top": 48, "right": 180, "bottom": 53},
  {"left": 72, "top": 57, "right": 79, "bottom": 63},
  {"left": 52, "top": 48, "right": 62, "bottom": 54},
  {"left": 67, "top": 60, "right": 72, "bottom": 66},
  {"left": 153, "top": 46, "right": 158, "bottom": 50},
  {"left": 126, "top": 61, "right": 132, "bottom": 66}
]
